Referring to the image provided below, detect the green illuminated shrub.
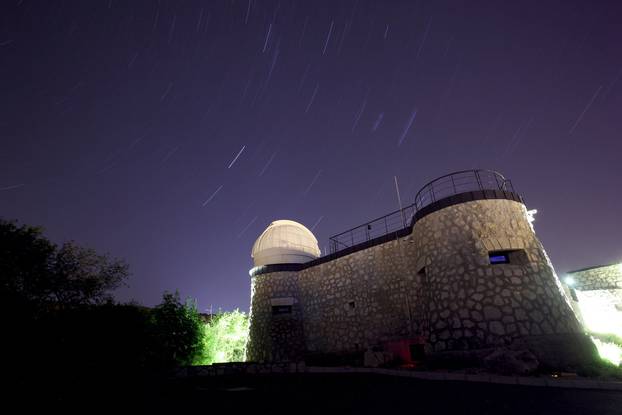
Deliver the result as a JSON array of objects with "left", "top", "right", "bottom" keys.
[
  {"left": 148, "top": 291, "right": 205, "bottom": 367},
  {"left": 194, "top": 309, "right": 249, "bottom": 365}
]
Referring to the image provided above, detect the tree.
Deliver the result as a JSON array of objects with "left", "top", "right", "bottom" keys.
[
  {"left": 0, "top": 219, "right": 129, "bottom": 310},
  {"left": 0, "top": 219, "right": 55, "bottom": 307},
  {"left": 148, "top": 291, "right": 205, "bottom": 367},
  {"left": 49, "top": 242, "right": 128, "bottom": 307}
]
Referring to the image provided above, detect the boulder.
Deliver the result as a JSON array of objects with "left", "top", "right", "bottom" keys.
[
  {"left": 363, "top": 350, "right": 393, "bottom": 368},
  {"left": 483, "top": 348, "right": 539, "bottom": 375}
]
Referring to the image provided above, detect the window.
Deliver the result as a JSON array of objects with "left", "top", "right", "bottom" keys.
[
  {"left": 346, "top": 301, "right": 356, "bottom": 316},
  {"left": 410, "top": 344, "right": 425, "bottom": 360},
  {"left": 489, "top": 252, "right": 510, "bottom": 264},
  {"left": 272, "top": 305, "right": 292, "bottom": 315},
  {"left": 488, "top": 250, "right": 528, "bottom": 265},
  {"left": 270, "top": 297, "right": 294, "bottom": 315}
]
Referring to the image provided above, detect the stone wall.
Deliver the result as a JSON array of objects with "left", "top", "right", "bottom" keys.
[
  {"left": 567, "top": 263, "right": 622, "bottom": 336},
  {"left": 568, "top": 263, "right": 622, "bottom": 291},
  {"left": 248, "top": 199, "right": 592, "bottom": 367},
  {"left": 247, "top": 271, "right": 305, "bottom": 362},
  {"left": 407, "top": 199, "right": 583, "bottom": 353}
]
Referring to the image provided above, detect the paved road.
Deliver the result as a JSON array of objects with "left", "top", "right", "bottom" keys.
[{"left": 151, "top": 373, "right": 622, "bottom": 414}]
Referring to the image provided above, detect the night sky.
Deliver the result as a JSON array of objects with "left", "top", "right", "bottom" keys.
[{"left": 2, "top": 0, "right": 621, "bottom": 313}]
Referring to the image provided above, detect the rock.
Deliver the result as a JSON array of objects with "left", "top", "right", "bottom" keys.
[
  {"left": 489, "top": 321, "right": 505, "bottom": 335},
  {"left": 483, "top": 348, "right": 539, "bottom": 375},
  {"left": 529, "top": 310, "right": 544, "bottom": 322},
  {"left": 363, "top": 350, "right": 392, "bottom": 368},
  {"left": 439, "top": 330, "right": 451, "bottom": 340},
  {"left": 483, "top": 305, "right": 502, "bottom": 320}
]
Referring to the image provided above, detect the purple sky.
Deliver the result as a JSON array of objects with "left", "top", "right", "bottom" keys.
[{"left": 2, "top": 0, "right": 621, "bottom": 313}]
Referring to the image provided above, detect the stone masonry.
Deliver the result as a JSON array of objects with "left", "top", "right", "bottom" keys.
[
  {"left": 569, "top": 263, "right": 622, "bottom": 291},
  {"left": 566, "top": 263, "right": 622, "bottom": 336},
  {"left": 247, "top": 198, "right": 594, "bottom": 367}
]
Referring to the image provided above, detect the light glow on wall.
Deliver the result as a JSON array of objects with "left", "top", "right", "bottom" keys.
[
  {"left": 526, "top": 209, "right": 537, "bottom": 224},
  {"left": 525, "top": 208, "right": 538, "bottom": 233},
  {"left": 575, "top": 290, "right": 622, "bottom": 337}
]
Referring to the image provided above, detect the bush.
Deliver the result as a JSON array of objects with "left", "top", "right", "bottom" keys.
[
  {"left": 194, "top": 309, "right": 249, "bottom": 365},
  {"left": 148, "top": 292, "right": 205, "bottom": 367}
]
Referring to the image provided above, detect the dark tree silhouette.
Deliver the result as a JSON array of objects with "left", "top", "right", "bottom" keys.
[{"left": 0, "top": 219, "right": 129, "bottom": 310}]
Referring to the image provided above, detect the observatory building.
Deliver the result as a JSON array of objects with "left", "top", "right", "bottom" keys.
[{"left": 247, "top": 170, "right": 596, "bottom": 368}]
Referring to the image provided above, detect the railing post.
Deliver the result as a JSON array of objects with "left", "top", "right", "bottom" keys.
[
  {"left": 501, "top": 179, "right": 508, "bottom": 191},
  {"left": 494, "top": 173, "right": 501, "bottom": 190},
  {"left": 475, "top": 170, "right": 482, "bottom": 190},
  {"left": 384, "top": 216, "right": 388, "bottom": 234},
  {"left": 450, "top": 175, "right": 457, "bottom": 194}
]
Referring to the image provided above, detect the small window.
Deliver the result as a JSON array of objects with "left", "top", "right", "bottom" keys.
[
  {"left": 348, "top": 301, "right": 355, "bottom": 309},
  {"left": 489, "top": 252, "right": 510, "bottom": 264},
  {"left": 272, "top": 305, "right": 292, "bottom": 315},
  {"left": 489, "top": 249, "right": 528, "bottom": 265},
  {"left": 410, "top": 344, "right": 425, "bottom": 360}
]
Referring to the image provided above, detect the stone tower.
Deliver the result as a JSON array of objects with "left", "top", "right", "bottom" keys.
[{"left": 247, "top": 170, "right": 595, "bottom": 368}]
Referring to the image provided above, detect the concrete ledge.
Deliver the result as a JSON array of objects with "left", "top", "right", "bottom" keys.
[
  {"left": 465, "top": 374, "right": 492, "bottom": 383},
  {"left": 304, "top": 367, "right": 622, "bottom": 390},
  {"left": 181, "top": 364, "right": 622, "bottom": 391}
]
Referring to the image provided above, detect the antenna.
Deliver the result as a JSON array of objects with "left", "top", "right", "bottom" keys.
[{"left": 394, "top": 175, "right": 406, "bottom": 228}]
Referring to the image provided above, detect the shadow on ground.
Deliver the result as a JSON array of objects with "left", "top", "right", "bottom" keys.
[
  {"left": 157, "top": 373, "right": 620, "bottom": 414},
  {"left": 10, "top": 371, "right": 622, "bottom": 414}
]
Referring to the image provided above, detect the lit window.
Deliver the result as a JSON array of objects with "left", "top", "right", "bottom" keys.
[
  {"left": 488, "top": 249, "right": 528, "bottom": 265},
  {"left": 489, "top": 252, "right": 510, "bottom": 264}
]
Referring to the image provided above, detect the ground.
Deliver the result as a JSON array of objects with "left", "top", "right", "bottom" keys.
[
  {"left": 13, "top": 371, "right": 622, "bottom": 413},
  {"left": 153, "top": 373, "right": 620, "bottom": 414}
]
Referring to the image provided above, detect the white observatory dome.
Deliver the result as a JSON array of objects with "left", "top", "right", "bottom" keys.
[{"left": 251, "top": 220, "right": 321, "bottom": 267}]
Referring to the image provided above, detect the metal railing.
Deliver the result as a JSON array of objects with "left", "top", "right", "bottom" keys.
[
  {"left": 414, "top": 169, "right": 514, "bottom": 211},
  {"left": 328, "top": 170, "right": 515, "bottom": 254},
  {"left": 328, "top": 204, "right": 417, "bottom": 254}
]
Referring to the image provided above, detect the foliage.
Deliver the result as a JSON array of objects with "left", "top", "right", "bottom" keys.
[
  {"left": 0, "top": 219, "right": 56, "bottom": 307},
  {"left": 37, "top": 302, "right": 153, "bottom": 371},
  {"left": 149, "top": 291, "right": 205, "bottom": 367},
  {"left": 590, "top": 332, "right": 622, "bottom": 349},
  {"left": 49, "top": 242, "right": 129, "bottom": 307},
  {"left": 194, "top": 309, "right": 249, "bottom": 365},
  {"left": 0, "top": 219, "right": 129, "bottom": 310},
  {"left": 0, "top": 218, "right": 242, "bottom": 372}
]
